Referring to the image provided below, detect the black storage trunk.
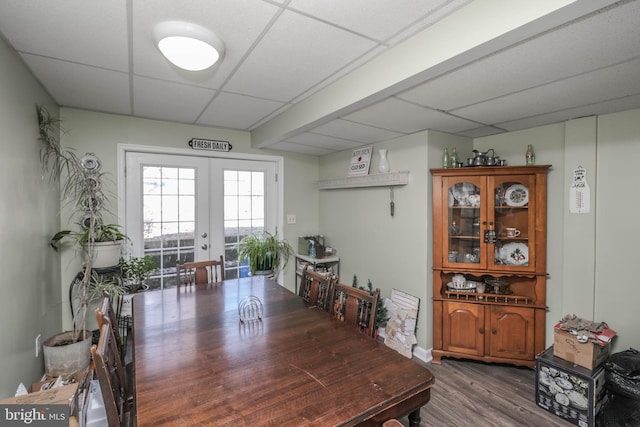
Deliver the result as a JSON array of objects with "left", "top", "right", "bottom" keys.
[{"left": 536, "top": 346, "right": 607, "bottom": 427}]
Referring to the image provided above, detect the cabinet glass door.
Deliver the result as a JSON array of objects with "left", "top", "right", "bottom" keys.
[
  {"left": 490, "top": 175, "right": 536, "bottom": 271},
  {"left": 443, "top": 177, "right": 484, "bottom": 268}
]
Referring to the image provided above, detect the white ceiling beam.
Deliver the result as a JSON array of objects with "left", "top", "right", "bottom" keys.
[{"left": 250, "top": 0, "right": 616, "bottom": 148}]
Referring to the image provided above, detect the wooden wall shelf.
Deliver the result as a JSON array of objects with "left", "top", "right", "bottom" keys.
[{"left": 318, "top": 171, "right": 409, "bottom": 190}]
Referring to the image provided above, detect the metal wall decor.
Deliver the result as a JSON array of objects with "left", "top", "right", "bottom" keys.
[{"left": 189, "top": 138, "right": 232, "bottom": 152}]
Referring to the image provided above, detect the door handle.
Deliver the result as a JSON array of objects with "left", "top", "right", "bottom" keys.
[
  {"left": 201, "top": 232, "right": 208, "bottom": 238},
  {"left": 201, "top": 244, "right": 208, "bottom": 250}
]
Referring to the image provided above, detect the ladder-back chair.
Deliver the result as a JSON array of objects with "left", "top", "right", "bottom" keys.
[
  {"left": 91, "top": 324, "right": 131, "bottom": 427},
  {"left": 177, "top": 255, "right": 224, "bottom": 286},
  {"left": 95, "top": 293, "right": 124, "bottom": 363},
  {"left": 299, "top": 266, "right": 337, "bottom": 311},
  {"left": 330, "top": 283, "right": 380, "bottom": 338}
]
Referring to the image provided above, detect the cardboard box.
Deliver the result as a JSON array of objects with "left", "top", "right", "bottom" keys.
[
  {"left": 536, "top": 347, "right": 607, "bottom": 427},
  {"left": 553, "top": 324, "right": 615, "bottom": 369},
  {"left": 0, "top": 382, "right": 78, "bottom": 406}
]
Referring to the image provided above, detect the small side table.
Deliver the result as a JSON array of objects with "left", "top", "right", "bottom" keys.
[{"left": 294, "top": 253, "right": 340, "bottom": 293}]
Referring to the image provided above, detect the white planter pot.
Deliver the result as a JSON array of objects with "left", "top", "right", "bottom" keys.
[
  {"left": 43, "top": 330, "right": 92, "bottom": 377},
  {"left": 90, "top": 241, "right": 122, "bottom": 268}
]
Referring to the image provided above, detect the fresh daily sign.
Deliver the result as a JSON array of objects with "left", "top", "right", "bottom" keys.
[
  {"left": 348, "top": 145, "right": 372, "bottom": 176},
  {"left": 189, "top": 138, "right": 232, "bottom": 152}
]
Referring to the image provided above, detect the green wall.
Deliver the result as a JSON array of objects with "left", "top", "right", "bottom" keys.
[{"left": 0, "top": 36, "right": 61, "bottom": 397}]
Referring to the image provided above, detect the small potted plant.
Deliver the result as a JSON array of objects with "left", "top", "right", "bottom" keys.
[
  {"left": 238, "top": 231, "right": 293, "bottom": 277},
  {"left": 121, "top": 255, "right": 157, "bottom": 293}
]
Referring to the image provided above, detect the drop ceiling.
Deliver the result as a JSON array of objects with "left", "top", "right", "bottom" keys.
[{"left": 1, "top": 0, "right": 639, "bottom": 156}]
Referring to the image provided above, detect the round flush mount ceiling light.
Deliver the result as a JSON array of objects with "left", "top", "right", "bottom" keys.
[{"left": 155, "top": 21, "right": 225, "bottom": 71}]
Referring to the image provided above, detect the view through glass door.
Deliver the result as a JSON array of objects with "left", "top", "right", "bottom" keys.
[{"left": 125, "top": 152, "right": 276, "bottom": 289}]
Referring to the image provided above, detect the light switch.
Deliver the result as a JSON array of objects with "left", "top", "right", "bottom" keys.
[{"left": 287, "top": 214, "right": 296, "bottom": 224}]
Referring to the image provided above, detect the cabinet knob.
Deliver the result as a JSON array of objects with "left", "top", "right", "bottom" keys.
[
  {"left": 479, "top": 327, "right": 485, "bottom": 334},
  {"left": 492, "top": 328, "right": 497, "bottom": 335}
]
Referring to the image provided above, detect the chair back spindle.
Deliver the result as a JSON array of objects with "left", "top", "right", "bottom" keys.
[
  {"left": 299, "top": 266, "right": 337, "bottom": 311},
  {"left": 177, "top": 255, "right": 224, "bottom": 286},
  {"left": 330, "top": 283, "right": 380, "bottom": 338}
]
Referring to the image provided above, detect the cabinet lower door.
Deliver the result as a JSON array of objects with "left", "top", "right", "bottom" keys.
[
  {"left": 443, "top": 302, "right": 484, "bottom": 356},
  {"left": 489, "top": 306, "right": 535, "bottom": 360}
]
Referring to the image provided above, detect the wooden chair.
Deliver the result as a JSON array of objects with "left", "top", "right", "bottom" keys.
[
  {"left": 95, "top": 293, "right": 124, "bottom": 363},
  {"left": 298, "top": 266, "right": 337, "bottom": 311},
  {"left": 330, "top": 283, "right": 380, "bottom": 338},
  {"left": 91, "top": 324, "right": 131, "bottom": 427},
  {"left": 177, "top": 255, "right": 224, "bottom": 285}
]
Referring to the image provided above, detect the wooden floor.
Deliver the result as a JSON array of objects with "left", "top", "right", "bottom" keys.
[{"left": 398, "top": 357, "right": 572, "bottom": 427}]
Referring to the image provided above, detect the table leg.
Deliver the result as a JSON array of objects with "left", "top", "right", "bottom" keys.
[{"left": 408, "top": 408, "right": 421, "bottom": 427}]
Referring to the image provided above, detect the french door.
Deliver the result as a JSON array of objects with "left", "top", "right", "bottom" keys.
[{"left": 125, "top": 152, "right": 277, "bottom": 289}]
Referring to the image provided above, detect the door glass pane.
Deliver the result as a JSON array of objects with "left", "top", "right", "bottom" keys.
[
  {"left": 448, "top": 182, "right": 481, "bottom": 265},
  {"left": 223, "top": 170, "right": 266, "bottom": 279},
  {"left": 142, "top": 166, "right": 196, "bottom": 289},
  {"left": 494, "top": 181, "right": 530, "bottom": 267}
]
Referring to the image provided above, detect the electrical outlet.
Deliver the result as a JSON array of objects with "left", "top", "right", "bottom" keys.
[
  {"left": 35, "top": 334, "right": 41, "bottom": 358},
  {"left": 287, "top": 214, "right": 296, "bottom": 224}
]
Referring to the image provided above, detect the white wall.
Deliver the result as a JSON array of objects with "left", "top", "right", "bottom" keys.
[{"left": 0, "top": 37, "right": 62, "bottom": 398}]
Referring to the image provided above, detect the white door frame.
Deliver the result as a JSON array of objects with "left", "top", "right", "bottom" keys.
[{"left": 117, "top": 143, "right": 285, "bottom": 280}]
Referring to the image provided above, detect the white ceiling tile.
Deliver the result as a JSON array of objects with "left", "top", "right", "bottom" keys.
[
  {"left": 344, "top": 97, "right": 480, "bottom": 134},
  {"left": 284, "top": 132, "right": 363, "bottom": 151},
  {"left": 454, "top": 58, "right": 640, "bottom": 125},
  {"left": 197, "top": 92, "right": 284, "bottom": 130},
  {"left": 0, "top": 0, "right": 128, "bottom": 71},
  {"left": 1, "top": 1, "right": 639, "bottom": 156},
  {"left": 224, "top": 9, "right": 377, "bottom": 102},
  {"left": 268, "top": 141, "right": 334, "bottom": 156},
  {"left": 288, "top": 0, "right": 453, "bottom": 41},
  {"left": 132, "top": 76, "right": 215, "bottom": 123},
  {"left": 497, "top": 93, "right": 640, "bottom": 132},
  {"left": 397, "top": 0, "right": 640, "bottom": 112},
  {"left": 310, "top": 119, "right": 402, "bottom": 143},
  {"left": 21, "top": 54, "right": 131, "bottom": 115}
]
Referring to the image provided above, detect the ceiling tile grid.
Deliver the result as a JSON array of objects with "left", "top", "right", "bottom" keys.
[{"left": 1, "top": 0, "right": 639, "bottom": 155}]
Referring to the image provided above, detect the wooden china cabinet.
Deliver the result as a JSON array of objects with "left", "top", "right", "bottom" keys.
[{"left": 431, "top": 165, "right": 550, "bottom": 367}]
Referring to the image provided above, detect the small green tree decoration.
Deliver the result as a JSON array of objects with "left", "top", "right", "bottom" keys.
[{"left": 352, "top": 274, "right": 389, "bottom": 327}]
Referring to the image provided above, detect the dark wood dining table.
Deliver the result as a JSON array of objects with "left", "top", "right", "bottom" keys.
[{"left": 132, "top": 276, "right": 434, "bottom": 426}]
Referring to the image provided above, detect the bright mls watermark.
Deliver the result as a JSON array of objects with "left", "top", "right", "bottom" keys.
[{"left": 1, "top": 405, "right": 67, "bottom": 426}]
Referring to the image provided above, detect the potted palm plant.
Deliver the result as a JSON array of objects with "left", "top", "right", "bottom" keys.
[
  {"left": 37, "top": 105, "right": 125, "bottom": 376},
  {"left": 238, "top": 231, "right": 293, "bottom": 277}
]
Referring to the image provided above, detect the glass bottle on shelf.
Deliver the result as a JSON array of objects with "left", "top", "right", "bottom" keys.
[
  {"left": 443, "top": 148, "right": 450, "bottom": 168},
  {"left": 526, "top": 144, "right": 535, "bottom": 165},
  {"left": 450, "top": 148, "right": 458, "bottom": 168}
]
